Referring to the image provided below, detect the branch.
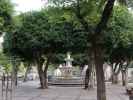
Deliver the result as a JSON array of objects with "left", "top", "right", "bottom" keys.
[
  {"left": 44, "top": 54, "right": 51, "bottom": 72},
  {"left": 125, "top": 61, "right": 130, "bottom": 70},
  {"left": 74, "top": 0, "right": 90, "bottom": 32},
  {"left": 116, "top": 62, "right": 123, "bottom": 75},
  {"left": 95, "top": 0, "right": 116, "bottom": 35},
  {"left": 113, "top": 62, "right": 119, "bottom": 72}
]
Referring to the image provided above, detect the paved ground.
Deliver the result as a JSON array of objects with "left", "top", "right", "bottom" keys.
[{"left": 0, "top": 81, "right": 129, "bottom": 100}]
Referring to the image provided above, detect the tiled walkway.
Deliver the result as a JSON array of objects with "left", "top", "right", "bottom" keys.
[{"left": 0, "top": 81, "right": 129, "bottom": 100}]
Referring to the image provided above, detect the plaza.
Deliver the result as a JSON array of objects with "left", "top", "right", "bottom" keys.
[
  {"left": 0, "top": 81, "right": 129, "bottom": 100},
  {"left": 1, "top": 0, "right": 133, "bottom": 100}
]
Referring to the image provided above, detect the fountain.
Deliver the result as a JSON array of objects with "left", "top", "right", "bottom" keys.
[
  {"left": 58, "top": 52, "right": 73, "bottom": 78},
  {"left": 51, "top": 52, "right": 83, "bottom": 86}
]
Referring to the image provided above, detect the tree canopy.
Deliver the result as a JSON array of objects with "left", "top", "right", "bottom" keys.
[
  {"left": 0, "top": 0, "right": 14, "bottom": 33},
  {"left": 105, "top": 6, "right": 133, "bottom": 63},
  {"left": 2, "top": 0, "right": 133, "bottom": 99}
]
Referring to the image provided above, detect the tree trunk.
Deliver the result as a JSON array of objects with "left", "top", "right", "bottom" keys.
[
  {"left": 23, "top": 64, "right": 31, "bottom": 82},
  {"left": 43, "top": 71, "right": 48, "bottom": 89},
  {"left": 15, "top": 69, "right": 18, "bottom": 86},
  {"left": 122, "top": 70, "right": 127, "bottom": 86},
  {"left": 89, "top": 53, "right": 95, "bottom": 89},
  {"left": 14, "top": 65, "right": 18, "bottom": 86},
  {"left": 122, "top": 62, "right": 129, "bottom": 86},
  {"left": 37, "top": 64, "right": 45, "bottom": 89},
  {"left": 89, "top": 63, "right": 95, "bottom": 88},
  {"left": 43, "top": 57, "right": 50, "bottom": 89},
  {"left": 111, "top": 62, "right": 122, "bottom": 84},
  {"left": 11, "top": 61, "right": 16, "bottom": 87},
  {"left": 112, "top": 74, "right": 118, "bottom": 84},
  {"left": 37, "top": 58, "right": 45, "bottom": 89},
  {"left": 94, "top": 46, "right": 106, "bottom": 100},
  {"left": 84, "top": 67, "right": 90, "bottom": 89},
  {"left": 37, "top": 55, "right": 50, "bottom": 89},
  {"left": 93, "top": 0, "right": 115, "bottom": 99}
]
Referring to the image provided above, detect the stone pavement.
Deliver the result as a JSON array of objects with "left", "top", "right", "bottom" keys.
[{"left": 0, "top": 81, "right": 129, "bottom": 100}]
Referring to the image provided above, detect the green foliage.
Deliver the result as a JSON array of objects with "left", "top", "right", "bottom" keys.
[
  {"left": 0, "top": 52, "right": 12, "bottom": 73},
  {"left": 48, "top": 0, "right": 104, "bottom": 26},
  {"left": 105, "top": 6, "right": 133, "bottom": 63},
  {"left": 3, "top": 1, "right": 133, "bottom": 67},
  {"left": 4, "top": 11, "right": 49, "bottom": 61},
  {"left": 72, "top": 54, "right": 88, "bottom": 66},
  {"left": 50, "top": 54, "right": 65, "bottom": 65},
  {"left": 0, "top": 0, "right": 14, "bottom": 33},
  {"left": 3, "top": 7, "right": 90, "bottom": 71}
]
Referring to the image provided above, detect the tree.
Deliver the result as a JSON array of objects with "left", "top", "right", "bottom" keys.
[
  {"left": 3, "top": 9, "right": 82, "bottom": 89},
  {"left": 105, "top": 6, "right": 133, "bottom": 85},
  {"left": 3, "top": 11, "right": 51, "bottom": 88},
  {"left": 48, "top": 0, "right": 133, "bottom": 100},
  {"left": 23, "top": 62, "right": 32, "bottom": 82},
  {"left": 0, "top": 51, "right": 21, "bottom": 86},
  {"left": 0, "top": 52, "right": 12, "bottom": 73},
  {"left": 48, "top": 0, "right": 115, "bottom": 100},
  {"left": 0, "top": 0, "right": 14, "bottom": 33}
]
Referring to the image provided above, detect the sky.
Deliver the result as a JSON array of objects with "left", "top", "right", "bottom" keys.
[{"left": 12, "top": 0, "right": 47, "bottom": 13}]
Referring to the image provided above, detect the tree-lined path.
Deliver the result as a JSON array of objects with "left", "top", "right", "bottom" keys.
[{"left": 0, "top": 81, "right": 128, "bottom": 100}]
